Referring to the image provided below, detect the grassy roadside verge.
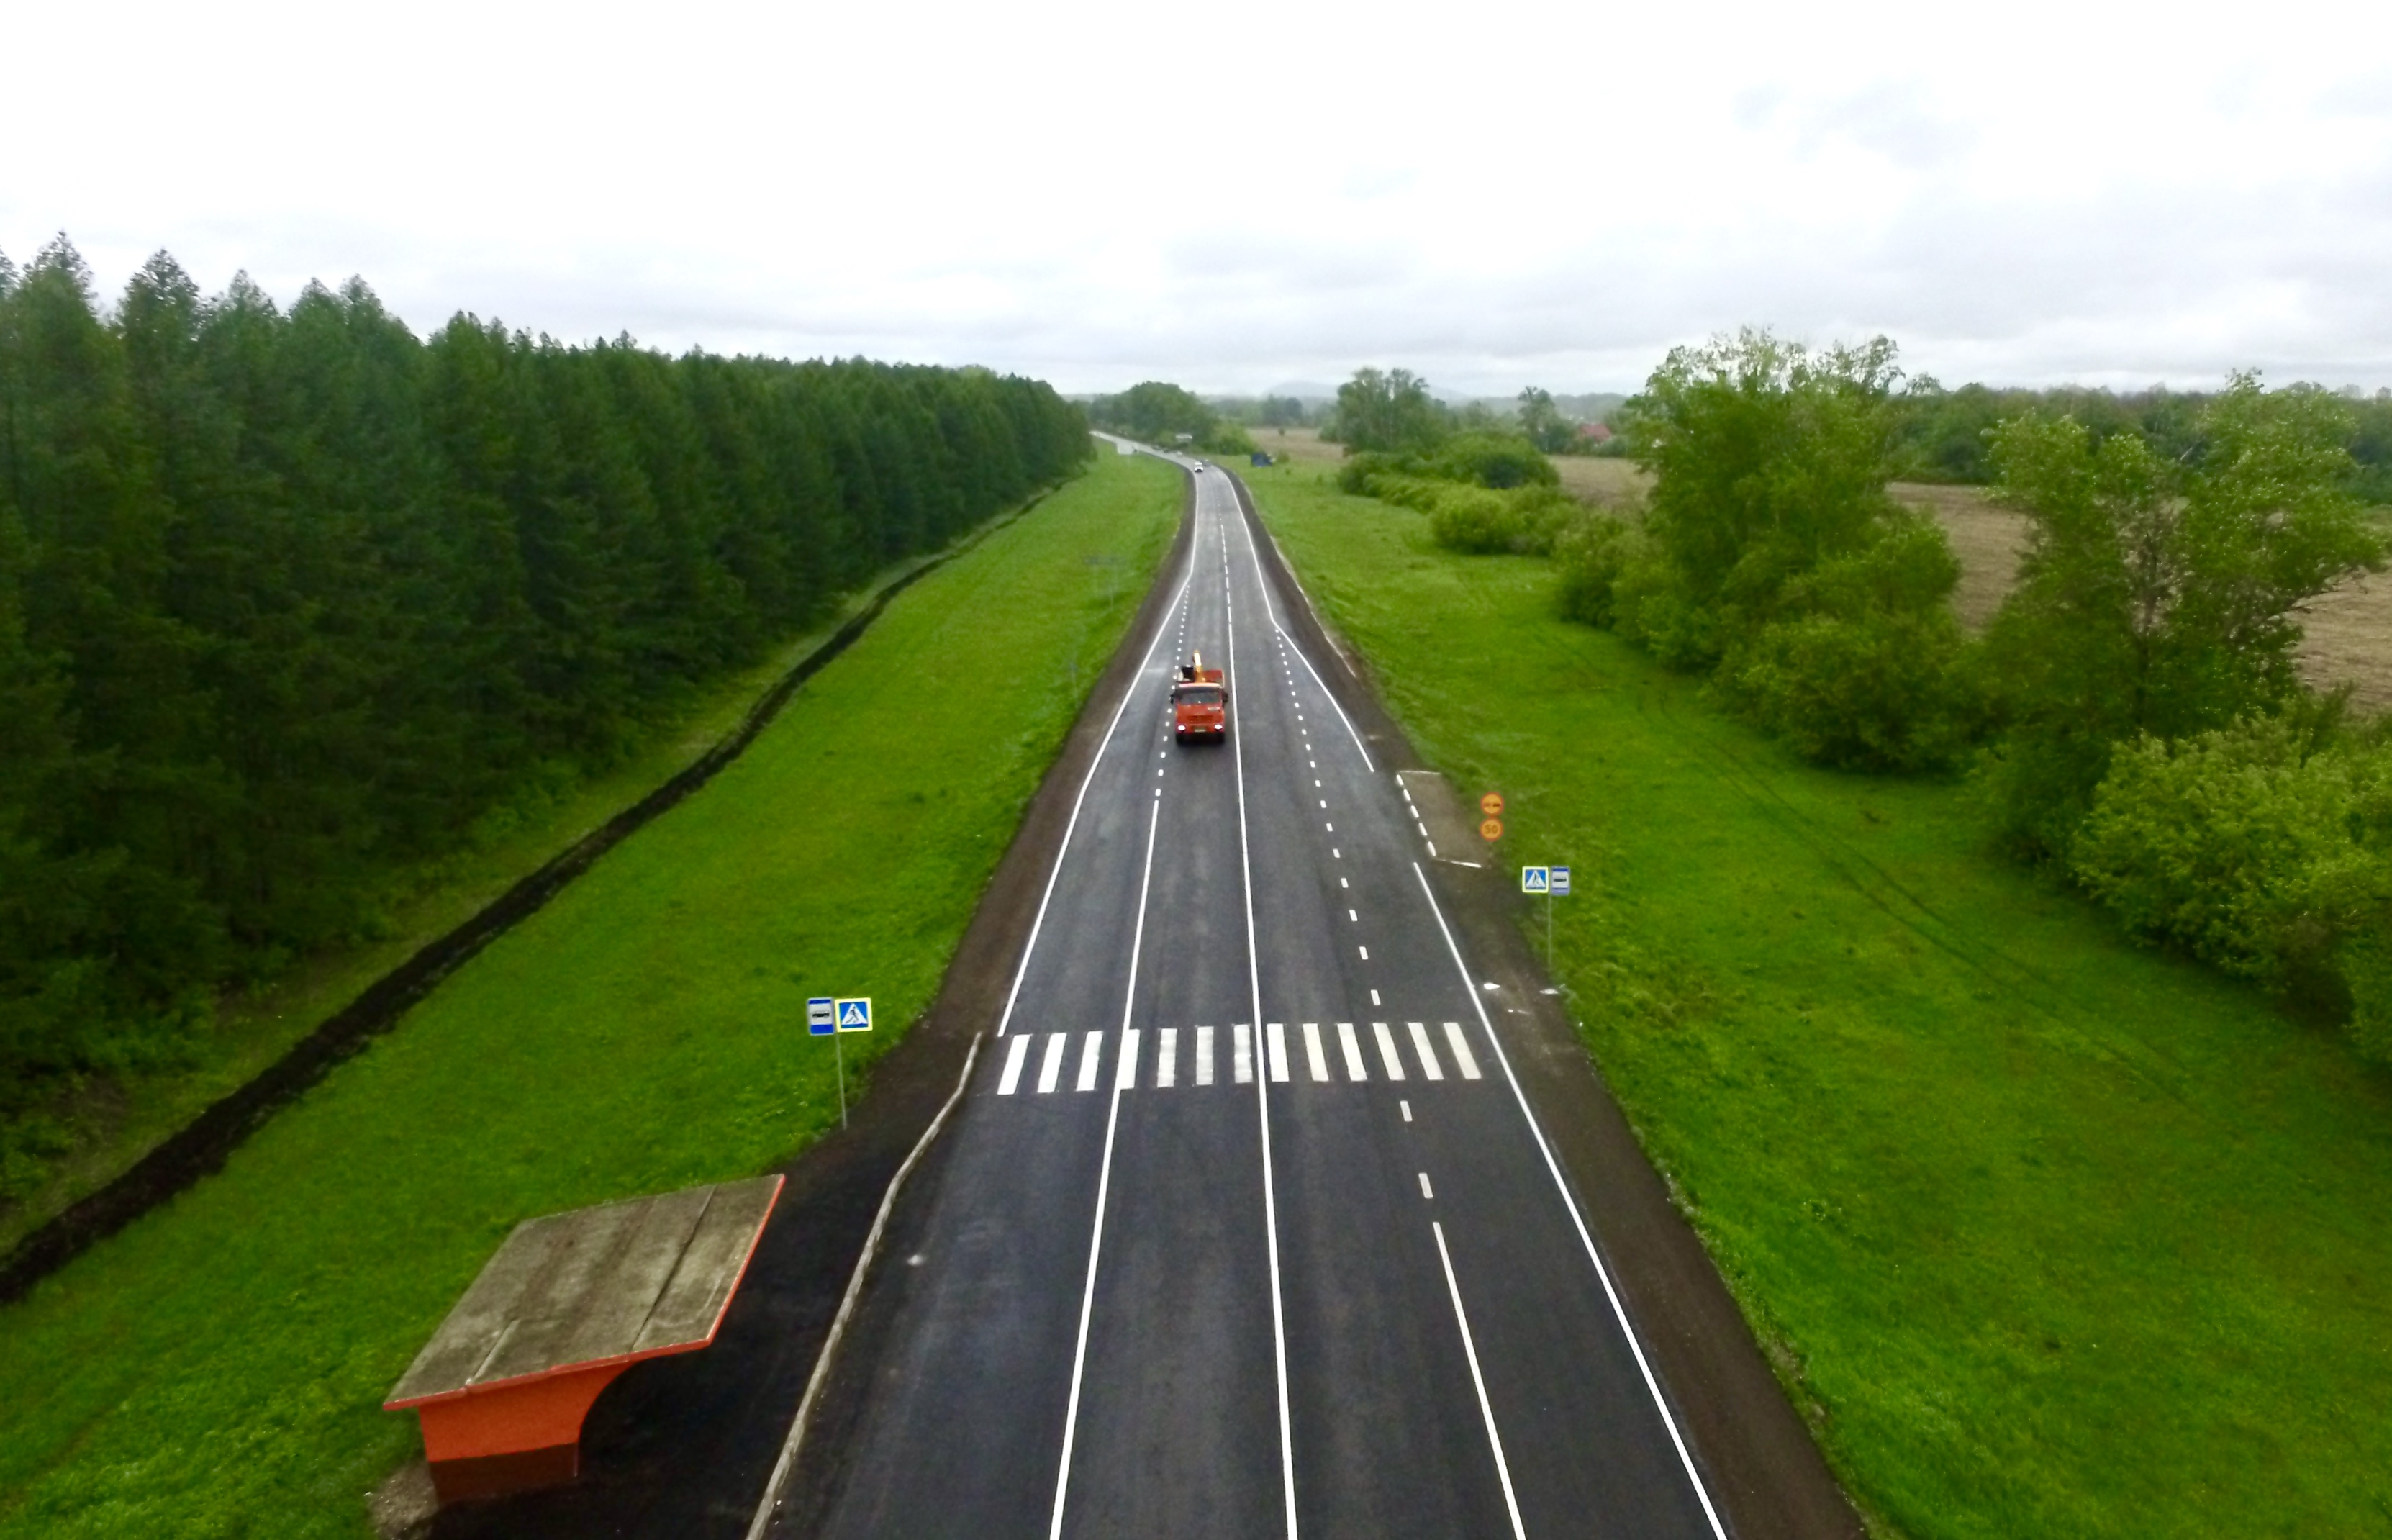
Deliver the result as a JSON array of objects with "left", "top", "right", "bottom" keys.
[
  {"left": 2, "top": 525, "right": 1007, "bottom": 1261},
  {"left": 0, "top": 450, "right": 1183, "bottom": 1539},
  {"left": 1242, "top": 459, "right": 2392, "bottom": 1537}
]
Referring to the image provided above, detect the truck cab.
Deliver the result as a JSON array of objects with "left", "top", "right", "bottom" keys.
[{"left": 1172, "top": 655, "right": 1227, "bottom": 743}]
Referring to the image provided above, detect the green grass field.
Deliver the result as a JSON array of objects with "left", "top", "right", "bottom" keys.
[
  {"left": 1, "top": 530, "right": 992, "bottom": 1258},
  {"left": 1243, "top": 460, "right": 2392, "bottom": 1538},
  {"left": 0, "top": 449, "right": 1182, "bottom": 1539}
]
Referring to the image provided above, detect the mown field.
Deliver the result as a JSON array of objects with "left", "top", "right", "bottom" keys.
[
  {"left": 0, "top": 450, "right": 1183, "bottom": 1539},
  {"left": 1241, "top": 458, "right": 2392, "bottom": 1538}
]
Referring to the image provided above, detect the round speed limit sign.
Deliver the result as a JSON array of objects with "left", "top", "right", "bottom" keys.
[{"left": 1480, "top": 817, "right": 1503, "bottom": 841}]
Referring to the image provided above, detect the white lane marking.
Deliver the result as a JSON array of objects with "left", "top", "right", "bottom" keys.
[
  {"left": 1442, "top": 1021, "right": 1484, "bottom": 1080},
  {"left": 1408, "top": 1021, "right": 1446, "bottom": 1080},
  {"left": 1301, "top": 1022, "right": 1330, "bottom": 1082},
  {"left": 1400, "top": 1099, "right": 1413, "bottom": 1122},
  {"left": 995, "top": 533, "right": 1195, "bottom": 1038},
  {"left": 1159, "top": 1027, "right": 1177, "bottom": 1088},
  {"left": 1332, "top": 848, "right": 1341, "bottom": 859},
  {"left": 998, "top": 1033, "right": 1032, "bottom": 1095},
  {"left": 1076, "top": 1032, "right": 1104, "bottom": 1092},
  {"left": 1267, "top": 1021, "right": 1291, "bottom": 1082},
  {"left": 1223, "top": 481, "right": 1300, "bottom": 1539},
  {"left": 1118, "top": 1029, "right": 1141, "bottom": 1090},
  {"left": 1418, "top": 1172, "right": 1434, "bottom": 1200},
  {"left": 1234, "top": 1023, "right": 1253, "bottom": 1083},
  {"left": 1433, "top": 1221, "right": 1528, "bottom": 1540},
  {"left": 1341, "top": 877, "right": 1349, "bottom": 889},
  {"left": 1359, "top": 946, "right": 1369, "bottom": 961},
  {"left": 1372, "top": 1022, "right": 1406, "bottom": 1080},
  {"left": 1326, "top": 823, "right": 1334, "bottom": 833},
  {"left": 1427, "top": 841, "right": 1438, "bottom": 858},
  {"left": 1038, "top": 1033, "right": 1067, "bottom": 1094},
  {"left": 1320, "top": 800, "right": 1328, "bottom": 810},
  {"left": 1048, "top": 785, "right": 1172, "bottom": 1540},
  {"left": 1411, "top": 862, "right": 1728, "bottom": 1539},
  {"left": 1370, "top": 989, "right": 1381, "bottom": 1006},
  {"left": 1198, "top": 1025, "right": 1216, "bottom": 1085},
  {"left": 1230, "top": 478, "right": 1375, "bottom": 771},
  {"left": 1336, "top": 1023, "right": 1367, "bottom": 1081},
  {"left": 1349, "top": 908, "right": 1357, "bottom": 922}
]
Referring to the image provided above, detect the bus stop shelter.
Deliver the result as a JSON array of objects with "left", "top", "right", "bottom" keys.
[{"left": 384, "top": 1174, "right": 783, "bottom": 1505}]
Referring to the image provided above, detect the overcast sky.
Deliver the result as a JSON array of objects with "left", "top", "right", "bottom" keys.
[{"left": 6, "top": 0, "right": 2388, "bottom": 397}]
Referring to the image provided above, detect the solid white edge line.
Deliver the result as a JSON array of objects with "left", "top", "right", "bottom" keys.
[
  {"left": 1410, "top": 862, "right": 1729, "bottom": 1540},
  {"left": 1047, "top": 786, "right": 1166, "bottom": 1540},
  {"left": 1225, "top": 474, "right": 1375, "bottom": 774},
  {"left": 744, "top": 1033, "right": 986, "bottom": 1540},
  {"left": 1226, "top": 477, "right": 1302, "bottom": 1539},
  {"left": 1432, "top": 1219, "right": 1528, "bottom": 1540},
  {"left": 995, "top": 486, "right": 1198, "bottom": 1038}
]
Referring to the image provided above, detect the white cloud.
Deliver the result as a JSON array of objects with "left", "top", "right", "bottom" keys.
[{"left": 6, "top": 0, "right": 2388, "bottom": 395}]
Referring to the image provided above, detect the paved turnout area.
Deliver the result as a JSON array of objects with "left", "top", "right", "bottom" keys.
[{"left": 783, "top": 460, "right": 1726, "bottom": 1540}]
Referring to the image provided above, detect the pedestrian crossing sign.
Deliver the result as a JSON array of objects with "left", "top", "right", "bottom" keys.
[
  {"left": 835, "top": 997, "right": 873, "bottom": 1033},
  {"left": 1521, "top": 865, "right": 1550, "bottom": 894},
  {"left": 807, "top": 997, "right": 836, "bottom": 1036}
]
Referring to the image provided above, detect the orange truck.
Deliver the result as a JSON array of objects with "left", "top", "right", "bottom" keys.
[{"left": 1172, "top": 654, "right": 1227, "bottom": 743}]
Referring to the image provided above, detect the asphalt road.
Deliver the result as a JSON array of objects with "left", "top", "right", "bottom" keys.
[{"left": 778, "top": 458, "right": 1727, "bottom": 1540}]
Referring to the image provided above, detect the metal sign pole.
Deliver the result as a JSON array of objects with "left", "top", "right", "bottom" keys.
[{"left": 835, "top": 1035, "right": 847, "bottom": 1128}]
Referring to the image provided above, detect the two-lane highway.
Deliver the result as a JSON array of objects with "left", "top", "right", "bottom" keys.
[{"left": 779, "top": 458, "right": 1726, "bottom": 1539}]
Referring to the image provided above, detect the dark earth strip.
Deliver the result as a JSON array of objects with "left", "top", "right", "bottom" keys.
[
  {"left": 0, "top": 486, "right": 1071, "bottom": 1307},
  {"left": 1223, "top": 469, "right": 1865, "bottom": 1540},
  {"left": 409, "top": 473, "right": 1199, "bottom": 1539}
]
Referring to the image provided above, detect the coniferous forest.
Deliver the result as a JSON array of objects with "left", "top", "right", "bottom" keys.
[{"left": 0, "top": 238, "right": 1092, "bottom": 1167}]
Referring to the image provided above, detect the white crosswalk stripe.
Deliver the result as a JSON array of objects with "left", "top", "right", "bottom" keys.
[
  {"left": 1441, "top": 1021, "right": 1483, "bottom": 1079},
  {"left": 1407, "top": 1021, "right": 1446, "bottom": 1081},
  {"left": 1301, "top": 1023, "right": 1330, "bottom": 1081},
  {"left": 1000, "top": 1021, "right": 1487, "bottom": 1095},
  {"left": 1336, "top": 1022, "right": 1367, "bottom": 1081}
]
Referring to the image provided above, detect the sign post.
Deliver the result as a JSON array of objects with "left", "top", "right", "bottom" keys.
[
  {"left": 808, "top": 996, "right": 871, "bottom": 1127},
  {"left": 1523, "top": 864, "right": 1569, "bottom": 961}
]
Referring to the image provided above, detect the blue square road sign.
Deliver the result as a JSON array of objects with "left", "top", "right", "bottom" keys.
[
  {"left": 836, "top": 997, "right": 873, "bottom": 1033},
  {"left": 1521, "top": 866, "right": 1550, "bottom": 894},
  {"left": 807, "top": 997, "right": 836, "bottom": 1036},
  {"left": 1550, "top": 866, "right": 1572, "bottom": 896}
]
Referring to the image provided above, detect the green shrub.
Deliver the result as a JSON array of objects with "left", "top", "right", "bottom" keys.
[
  {"left": 1552, "top": 515, "right": 1644, "bottom": 627},
  {"left": 1429, "top": 487, "right": 1527, "bottom": 553},
  {"left": 1734, "top": 608, "right": 1977, "bottom": 771},
  {"left": 1431, "top": 432, "right": 1559, "bottom": 489},
  {"left": 2071, "top": 718, "right": 2392, "bottom": 1052}
]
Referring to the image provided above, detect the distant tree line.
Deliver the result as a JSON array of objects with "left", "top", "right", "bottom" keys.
[
  {"left": 1892, "top": 378, "right": 2392, "bottom": 502},
  {"left": 0, "top": 237, "right": 1090, "bottom": 1172},
  {"left": 1084, "top": 382, "right": 1256, "bottom": 456},
  {"left": 1331, "top": 334, "right": 2392, "bottom": 1064}
]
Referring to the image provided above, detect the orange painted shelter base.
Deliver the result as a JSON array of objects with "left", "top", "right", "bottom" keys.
[{"left": 385, "top": 1175, "right": 783, "bottom": 1507}]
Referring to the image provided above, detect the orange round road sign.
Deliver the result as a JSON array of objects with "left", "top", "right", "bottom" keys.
[
  {"left": 1480, "top": 792, "right": 1505, "bottom": 817},
  {"left": 1480, "top": 817, "right": 1503, "bottom": 841}
]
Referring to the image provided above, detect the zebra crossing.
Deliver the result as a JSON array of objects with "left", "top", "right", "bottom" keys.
[{"left": 995, "top": 1020, "right": 1485, "bottom": 1095}]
